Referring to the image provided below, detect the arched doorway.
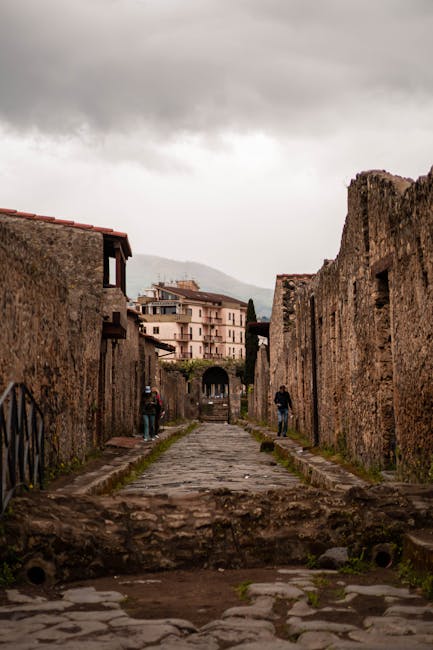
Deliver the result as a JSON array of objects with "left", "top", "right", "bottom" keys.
[
  {"left": 200, "top": 366, "right": 230, "bottom": 422},
  {"left": 202, "top": 366, "right": 229, "bottom": 398}
]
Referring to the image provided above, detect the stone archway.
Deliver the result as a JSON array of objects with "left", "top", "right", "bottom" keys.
[
  {"left": 202, "top": 366, "right": 230, "bottom": 399},
  {"left": 200, "top": 366, "right": 230, "bottom": 422}
]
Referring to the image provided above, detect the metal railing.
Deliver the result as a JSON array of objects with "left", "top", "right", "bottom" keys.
[
  {"left": 176, "top": 352, "right": 193, "bottom": 359},
  {"left": 0, "top": 382, "right": 44, "bottom": 517}
]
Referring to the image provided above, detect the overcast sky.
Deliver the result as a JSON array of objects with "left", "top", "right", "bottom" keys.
[{"left": 1, "top": 0, "right": 433, "bottom": 288}]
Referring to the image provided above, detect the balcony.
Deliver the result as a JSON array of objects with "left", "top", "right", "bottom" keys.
[
  {"left": 173, "top": 333, "right": 192, "bottom": 342},
  {"left": 142, "top": 313, "right": 191, "bottom": 323},
  {"left": 177, "top": 352, "right": 193, "bottom": 359},
  {"left": 203, "top": 316, "right": 222, "bottom": 324},
  {"left": 203, "top": 353, "right": 224, "bottom": 360}
]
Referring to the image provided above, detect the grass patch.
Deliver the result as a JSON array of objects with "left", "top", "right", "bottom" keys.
[
  {"left": 312, "top": 446, "right": 383, "bottom": 484},
  {"left": 339, "top": 550, "right": 371, "bottom": 575},
  {"left": 398, "top": 560, "right": 433, "bottom": 600},
  {"left": 111, "top": 422, "right": 198, "bottom": 492},
  {"left": 306, "top": 553, "right": 319, "bottom": 569},
  {"left": 313, "top": 574, "right": 330, "bottom": 588},
  {"left": 306, "top": 591, "right": 320, "bottom": 608},
  {"left": 45, "top": 449, "right": 103, "bottom": 486},
  {"left": 234, "top": 580, "right": 252, "bottom": 601}
]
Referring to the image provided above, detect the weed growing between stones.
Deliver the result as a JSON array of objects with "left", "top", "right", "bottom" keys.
[
  {"left": 306, "top": 591, "right": 320, "bottom": 607},
  {"left": 339, "top": 549, "right": 371, "bottom": 575},
  {"left": 45, "top": 450, "right": 102, "bottom": 486},
  {"left": 234, "top": 580, "right": 252, "bottom": 601},
  {"left": 314, "top": 444, "right": 383, "bottom": 484},
  {"left": 0, "top": 543, "right": 22, "bottom": 587},
  {"left": 313, "top": 574, "right": 330, "bottom": 588},
  {"left": 306, "top": 553, "right": 319, "bottom": 569},
  {"left": 398, "top": 559, "right": 433, "bottom": 600}
]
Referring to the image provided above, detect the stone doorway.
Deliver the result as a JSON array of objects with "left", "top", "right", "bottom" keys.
[{"left": 200, "top": 366, "right": 230, "bottom": 422}]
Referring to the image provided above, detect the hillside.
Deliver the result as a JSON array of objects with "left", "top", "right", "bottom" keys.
[{"left": 127, "top": 254, "right": 273, "bottom": 318}]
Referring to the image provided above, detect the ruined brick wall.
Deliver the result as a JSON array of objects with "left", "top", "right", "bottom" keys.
[
  {"left": 272, "top": 168, "right": 433, "bottom": 481},
  {"left": 269, "top": 275, "right": 314, "bottom": 432},
  {"left": 0, "top": 217, "right": 103, "bottom": 464}
]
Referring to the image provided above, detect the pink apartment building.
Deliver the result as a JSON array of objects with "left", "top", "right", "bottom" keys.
[{"left": 136, "top": 280, "right": 247, "bottom": 361}]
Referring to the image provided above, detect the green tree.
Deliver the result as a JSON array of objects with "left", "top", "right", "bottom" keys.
[{"left": 245, "top": 298, "right": 259, "bottom": 386}]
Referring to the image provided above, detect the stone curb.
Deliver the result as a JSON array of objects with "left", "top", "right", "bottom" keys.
[
  {"left": 53, "top": 423, "right": 195, "bottom": 497},
  {"left": 240, "top": 420, "right": 367, "bottom": 492}
]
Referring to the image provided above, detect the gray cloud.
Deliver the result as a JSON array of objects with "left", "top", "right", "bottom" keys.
[{"left": 1, "top": 0, "right": 433, "bottom": 139}]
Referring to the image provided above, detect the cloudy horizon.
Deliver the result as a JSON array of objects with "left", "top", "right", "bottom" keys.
[{"left": 1, "top": 0, "right": 433, "bottom": 288}]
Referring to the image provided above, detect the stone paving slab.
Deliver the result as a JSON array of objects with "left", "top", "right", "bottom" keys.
[
  {"left": 119, "top": 423, "right": 300, "bottom": 495},
  {"left": 2, "top": 571, "right": 433, "bottom": 648}
]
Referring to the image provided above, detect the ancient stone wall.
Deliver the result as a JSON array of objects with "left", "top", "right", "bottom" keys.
[
  {"left": 0, "top": 215, "right": 144, "bottom": 466},
  {"left": 0, "top": 217, "right": 103, "bottom": 464},
  {"left": 249, "top": 345, "right": 270, "bottom": 423},
  {"left": 100, "top": 311, "right": 143, "bottom": 438},
  {"left": 269, "top": 168, "right": 433, "bottom": 481},
  {"left": 269, "top": 275, "right": 314, "bottom": 432},
  {"left": 158, "top": 367, "right": 187, "bottom": 422}
]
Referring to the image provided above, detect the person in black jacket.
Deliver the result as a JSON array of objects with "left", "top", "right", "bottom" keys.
[{"left": 274, "top": 385, "right": 292, "bottom": 437}]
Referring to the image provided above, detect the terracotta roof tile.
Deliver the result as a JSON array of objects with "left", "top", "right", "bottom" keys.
[
  {"left": 0, "top": 207, "right": 132, "bottom": 257},
  {"left": 156, "top": 284, "right": 248, "bottom": 307}
]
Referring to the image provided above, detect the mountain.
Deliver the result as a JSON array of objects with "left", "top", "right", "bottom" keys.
[{"left": 126, "top": 254, "right": 273, "bottom": 319}]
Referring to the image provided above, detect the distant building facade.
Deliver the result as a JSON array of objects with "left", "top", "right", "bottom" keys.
[{"left": 135, "top": 280, "right": 247, "bottom": 361}]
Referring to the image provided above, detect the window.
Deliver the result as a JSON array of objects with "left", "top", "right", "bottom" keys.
[
  {"left": 240, "top": 314, "right": 243, "bottom": 326},
  {"left": 153, "top": 327, "right": 159, "bottom": 334},
  {"left": 240, "top": 332, "right": 243, "bottom": 343},
  {"left": 240, "top": 348, "right": 243, "bottom": 358},
  {"left": 199, "top": 327, "right": 202, "bottom": 336},
  {"left": 228, "top": 329, "right": 231, "bottom": 337},
  {"left": 199, "top": 309, "right": 202, "bottom": 317},
  {"left": 142, "top": 326, "right": 147, "bottom": 334},
  {"left": 228, "top": 313, "right": 232, "bottom": 321}
]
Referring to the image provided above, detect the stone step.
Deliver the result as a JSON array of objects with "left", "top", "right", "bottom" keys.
[{"left": 403, "top": 529, "right": 433, "bottom": 572}]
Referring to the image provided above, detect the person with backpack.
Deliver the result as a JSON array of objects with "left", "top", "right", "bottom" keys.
[
  {"left": 152, "top": 386, "right": 165, "bottom": 436},
  {"left": 274, "top": 385, "right": 293, "bottom": 437},
  {"left": 142, "top": 385, "right": 158, "bottom": 441}
]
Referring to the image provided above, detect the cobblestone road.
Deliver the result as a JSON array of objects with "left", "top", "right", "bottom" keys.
[
  {"left": 2, "top": 572, "right": 433, "bottom": 649},
  {"left": 119, "top": 422, "right": 300, "bottom": 496}
]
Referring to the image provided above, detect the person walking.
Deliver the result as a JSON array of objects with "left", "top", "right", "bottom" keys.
[
  {"left": 274, "top": 384, "right": 293, "bottom": 437},
  {"left": 152, "top": 386, "right": 165, "bottom": 436},
  {"left": 142, "top": 385, "right": 158, "bottom": 441}
]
